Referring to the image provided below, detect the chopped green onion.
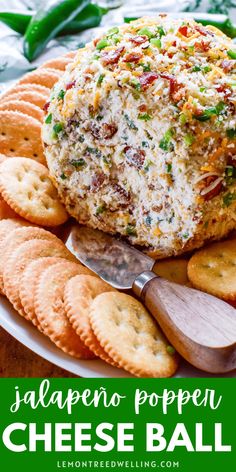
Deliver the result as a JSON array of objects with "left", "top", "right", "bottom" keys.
[
  {"left": 126, "top": 224, "right": 137, "bottom": 236},
  {"left": 53, "top": 122, "right": 64, "bottom": 134},
  {"left": 71, "top": 158, "right": 86, "bottom": 168},
  {"left": 60, "top": 173, "right": 67, "bottom": 180},
  {"left": 223, "top": 191, "right": 236, "bottom": 207},
  {"left": 227, "top": 49, "right": 236, "bottom": 59},
  {"left": 179, "top": 113, "right": 187, "bottom": 125},
  {"left": 97, "top": 74, "right": 105, "bottom": 87},
  {"left": 138, "top": 113, "right": 152, "bottom": 121},
  {"left": 96, "top": 204, "right": 106, "bottom": 215},
  {"left": 203, "top": 65, "right": 211, "bottom": 73},
  {"left": 159, "top": 129, "right": 174, "bottom": 152},
  {"left": 166, "top": 163, "right": 172, "bottom": 173},
  {"left": 107, "top": 26, "right": 119, "bottom": 36},
  {"left": 150, "top": 38, "right": 161, "bottom": 48},
  {"left": 226, "top": 128, "right": 236, "bottom": 139},
  {"left": 58, "top": 89, "right": 65, "bottom": 100},
  {"left": 157, "top": 26, "right": 166, "bottom": 37},
  {"left": 138, "top": 27, "right": 154, "bottom": 38},
  {"left": 194, "top": 102, "right": 226, "bottom": 122},
  {"left": 45, "top": 113, "right": 52, "bottom": 124},
  {"left": 131, "top": 78, "right": 141, "bottom": 91},
  {"left": 96, "top": 39, "right": 109, "bottom": 50},
  {"left": 191, "top": 65, "right": 201, "bottom": 72},
  {"left": 184, "top": 133, "right": 195, "bottom": 146},
  {"left": 199, "top": 87, "right": 206, "bottom": 92}
]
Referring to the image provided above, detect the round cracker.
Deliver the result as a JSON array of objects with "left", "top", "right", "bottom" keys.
[
  {"left": 39, "top": 57, "right": 72, "bottom": 71},
  {"left": 90, "top": 292, "right": 178, "bottom": 378},
  {"left": 35, "top": 261, "right": 95, "bottom": 358},
  {"left": 3, "top": 238, "right": 76, "bottom": 317},
  {"left": 64, "top": 274, "right": 118, "bottom": 366},
  {"left": 0, "top": 111, "right": 45, "bottom": 164},
  {"left": 20, "top": 257, "right": 66, "bottom": 327},
  {"left": 0, "top": 225, "right": 62, "bottom": 293},
  {"left": 0, "top": 157, "right": 68, "bottom": 226},
  {"left": 18, "top": 68, "right": 62, "bottom": 89},
  {"left": 0, "top": 100, "right": 44, "bottom": 122},
  {"left": 1, "top": 84, "right": 50, "bottom": 101},
  {"left": 0, "top": 91, "right": 48, "bottom": 109},
  {"left": 187, "top": 239, "right": 236, "bottom": 301},
  {"left": 0, "top": 218, "right": 30, "bottom": 293},
  {"left": 154, "top": 258, "right": 190, "bottom": 286}
]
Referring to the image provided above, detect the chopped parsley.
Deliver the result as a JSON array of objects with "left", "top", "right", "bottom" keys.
[
  {"left": 86, "top": 146, "right": 102, "bottom": 157},
  {"left": 58, "top": 89, "right": 65, "bottom": 100},
  {"left": 145, "top": 215, "right": 152, "bottom": 226},
  {"left": 126, "top": 224, "right": 137, "bottom": 236},
  {"left": 96, "top": 204, "right": 106, "bottom": 216},
  {"left": 71, "top": 158, "right": 86, "bottom": 168},
  {"left": 194, "top": 102, "right": 226, "bottom": 121},
  {"left": 157, "top": 26, "right": 166, "bottom": 37},
  {"left": 226, "top": 128, "right": 236, "bottom": 139},
  {"left": 159, "top": 129, "right": 174, "bottom": 152},
  {"left": 140, "top": 63, "right": 151, "bottom": 72},
  {"left": 60, "top": 173, "right": 67, "bottom": 180},
  {"left": 124, "top": 113, "right": 138, "bottom": 130},
  {"left": 166, "top": 163, "right": 172, "bottom": 173},
  {"left": 45, "top": 113, "right": 52, "bottom": 124},
  {"left": 223, "top": 191, "right": 236, "bottom": 207}
]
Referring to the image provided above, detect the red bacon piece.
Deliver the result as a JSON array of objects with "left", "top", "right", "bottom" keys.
[
  {"left": 130, "top": 35, "right": 148, "bottom": 45},
  {"left": 123, "top": 52, "right": 143, "bottom": 63},
  {"left": 194, "top": 40, "right": 210, "bottom": 52},
  {"left": 43, "top": 101, "right": 50, "bottom": 113},
  {"left": 139, "top": 72, "right": 159, "bottom": 88},
  {"left": 66, "top": 80, "right": 76, "bottom": 90},
  {"left": 101, "top": 46, "right": 125, "bottom": 66},
  {"left": 124, "top": 146, "right": 145, "bottom": 169},
  {"left": 195, "top": 25, "right": 214, "bottom": 37}
]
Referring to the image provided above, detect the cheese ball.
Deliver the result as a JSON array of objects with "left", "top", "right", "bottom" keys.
[{"left": 42, "top": 16, "right": 236, "bottom": 258}]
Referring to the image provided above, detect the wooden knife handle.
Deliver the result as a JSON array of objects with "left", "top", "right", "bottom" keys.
[{"left": 133, "top": 271, "right": 236, "bottom": 373}]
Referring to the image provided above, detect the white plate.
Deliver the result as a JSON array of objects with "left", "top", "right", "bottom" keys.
[{"left": 1, "top": 295, "right": 235, "bottom": 378}]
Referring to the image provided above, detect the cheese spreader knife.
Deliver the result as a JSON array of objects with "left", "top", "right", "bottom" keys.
[{"left": 65, "top": 224, "right": 236, "bottom": 374}]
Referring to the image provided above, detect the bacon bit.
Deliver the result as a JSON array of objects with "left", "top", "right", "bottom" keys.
[
  {"left": 101, "top": 46, "right": 125, "bottom": 66},
  {"left": 228, "top": 155, "right": 236, "bottom": 167},
  {"left": 123, "top": 52, "right": 143, "bottom": 63},
  {"left": 91, "top": 172, "right": 106, "bottom": 192},
  {"left": 221, "top": 60, "right": 234, "bottom": 73},
  {"left": 66, "top": 80, "right": 76, "bottom": 90},
  {"left": 201, "top": 176, "right": 223, "bottom": 201},
  {"left": 90, "top": 122, "right": 118, "bottom": 140},
  {"left": 130, "top": 35, "right": 148, "bottom": 45},
  {"left": 124, "top": 146, "right": 145, "bottom": 169},
  {"left": 194, "top": 40, "right": 210, "bottom": 52},
  {"left": 111, "top": 182, "right": 131, "bottom": 209},
  {"left": 195, "top": 25, "right": 214, "bottom": 37},
  {"left": 139, "top": 72, "right": 159, "bottom": 88},
  {"left": 178, "top": 25, "right": 188, "bottom": 37},
  {"left": 138, "top": 104, "right": 147, "bottom": 112},
  {"left": 43, "top": 101, "right": 50, "bottom": 113},
  {"left": 172, "top": 40, "right": 177, "bottom": 47},
  {"left": 216, "top": 84, "right": 232, "bottom": 98},
  {"left": 160, "top": 73, "right": 184, "bottom": 101}
]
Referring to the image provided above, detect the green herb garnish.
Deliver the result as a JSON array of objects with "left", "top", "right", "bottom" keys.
[
  {"left": 60, "top": 173, "right": 67, "bottom": 180},
  {"left": 226, "top": 128, "right": 236, "bottom": 139},
  {"left": 184, "top": 133, "right": 195, "bottom": 146},
  {"left": 96, "top": 204, "right": 106, "bottom": 215},
  {"left": 223, "top": 191, "right": 236, "bottom": 207},
  {"left": 58, "top": 89, "right": 65, "bottom": 100},
  {"left": 191, "top": 65, "right": 201, "bottom": 72},
  {"left": 53, "top": 122, "right": 64, "bottom": 134},
  {"left": 227, "top": 49, "right": 236, "bottom": 59},
  {"left": 45, "top": 113, "right": 52, "bottom": 124},
  {"left": 97, "top": 74, "right": 105, "bottom": 86},
  {"left": 194, "top": 102, "right": 226, "bottom": 121},
  {"left": 71, "top": 158, "right": 86, "bottom": 168},
  {"left": 138, "top": 27, "right": 154, "bottom": 38},
  {"left": 138, "top": 113, "right": 152, "bottom": 121},
  {"left": 159, "top": 129, "right": 174, "bottom": 152},
  {"left": 107, "top": 26, "right": 119, "bottom": 36},
  {"left": 96, "top": 39, "right": 109, "bottom": 50},
  {"left": 124, "top": 113, "right": 138, "bottom": 130},
  {"left": 166, "top": 163, "right": 172, "bottom": 173},
  {"left": 150, "top": 38, "right": 161, "bottom": 48},
  {"left": 166, "top": 345, "right": 176, "bottom": 355},
  {"left": 126, "top": 224, "right": 137, "bottom": 236}
]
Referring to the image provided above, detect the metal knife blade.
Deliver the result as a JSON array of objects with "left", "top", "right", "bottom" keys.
[{"left": 65, "top": 224, "right": 154, "bottom": 289}]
